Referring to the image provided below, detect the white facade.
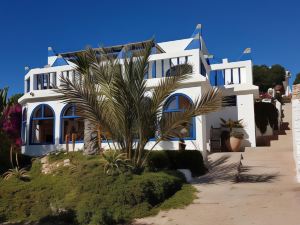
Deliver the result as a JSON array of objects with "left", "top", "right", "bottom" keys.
[{"left": 19, "top": 25, "right": 259, "bottom": 156}]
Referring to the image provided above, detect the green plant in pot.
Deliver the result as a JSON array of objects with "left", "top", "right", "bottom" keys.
[{"left": 220, "top": 118, "right": 244, "bottom": 152}]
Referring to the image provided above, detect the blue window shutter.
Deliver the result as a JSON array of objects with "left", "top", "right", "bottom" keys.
[
  {"left": 216, "top": 70, "right": 225, "bottom": 86},
  {"left": 209, "top": 72, "right": 216, "bottom": 86},
  {"left": 152, "top": 61, "right": 156, "bottom": 78}
]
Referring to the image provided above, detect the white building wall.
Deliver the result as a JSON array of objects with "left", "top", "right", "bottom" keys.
[
  {"left": 237, "top": 94, "right": 256, "bottom": 147},
  {"left": 206, "top": 93, "right": 256, "bottom": 150},
  {"left": 292, "top": 99, "right": 300, "bottom": 182},
  {"left": 19, "top": 36, "right": 259, "bottom": 156}
]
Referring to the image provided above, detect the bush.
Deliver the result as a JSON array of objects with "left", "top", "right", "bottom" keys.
[
  {"left": 0, "top": 153, "right": 189, "bottom": 225},
  {"left": 147, "top": 150, "right": 207, "bottom": 176}
]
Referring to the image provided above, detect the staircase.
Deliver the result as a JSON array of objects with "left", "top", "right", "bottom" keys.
[{"left": 238, "top": 103, "right": 294, "bottom": 183}]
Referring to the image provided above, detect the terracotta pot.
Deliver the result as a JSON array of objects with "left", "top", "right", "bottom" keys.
[{"left": 225, "top": 137, "right": 242, "bottom": 152}]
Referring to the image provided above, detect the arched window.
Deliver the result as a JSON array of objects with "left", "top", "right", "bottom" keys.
[
  {"left": 163, "top": 94, "right": 195, "bottom": 140},
  {"left": 21, "top": 108, "right": 27, "bottom": 145},
  {"left": 30, "top": 104, "right": 55, "bottom": 144},
  {"left": 60, "top": 104, "right": 84, "bottom": 143}
]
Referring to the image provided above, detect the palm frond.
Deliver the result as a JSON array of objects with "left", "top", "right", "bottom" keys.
[{"left": 160, "top": 87, "right": 222, "bottom": 140}]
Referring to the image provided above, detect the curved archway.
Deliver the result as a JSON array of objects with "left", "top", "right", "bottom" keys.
[
  {"left": 30, "top": 104, "right": 55, "bottom": 145},
  {"left": 60, "top": 104, "right": 84, "bottom": 143},
  {"left": 163, "top": 93, "right": 196, "bottom": 140}
]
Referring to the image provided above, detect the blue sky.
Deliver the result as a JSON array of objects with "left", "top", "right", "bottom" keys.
[{"left": 0, "top": 0, "right": 299, "bottom": 96}]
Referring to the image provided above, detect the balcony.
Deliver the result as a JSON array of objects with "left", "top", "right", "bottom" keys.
[{"left": 209, "top": 59, "right": 253, "bottom": 86}]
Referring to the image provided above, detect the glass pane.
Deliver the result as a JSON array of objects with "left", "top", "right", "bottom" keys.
[
  {"left": 165, "top": 96, "right": 177, "bottom": 110},
  {"left": 62, "top": 118, "right": 84, "bottom": 142},
  {"left": 64, "top": 105, "right": 74, "bottom": 117},
  {"left": 31, "top": 119, "right": 54, "bottom": 144},
  {"left": 43, "top": 74, "right": 49, "bottom": 89},
  {"left": 33, "top": 106, "right": 42, "bottom": 118},
  {"left": 178, "top": 96, "right": 191, "bottom": 110},
  {"left": 44, "top": 106, "right": 54, "bottom": 117}
]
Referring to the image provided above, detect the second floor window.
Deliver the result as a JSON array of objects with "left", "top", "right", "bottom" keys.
[
  {"left": 35, "top": 73, "right": 56, "bottom": 90},
  {"left": 36, "top": 74, "right": 49, "bottom": 90}
]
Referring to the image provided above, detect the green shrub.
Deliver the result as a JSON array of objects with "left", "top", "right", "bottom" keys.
[
  {"left": 147, "top": 150, "right": 207, "bottom": 176},
  {"left": 0, "top": 155, "right": 189, "bottom": 225},
  {"left": 147, "top": 150, "right": 170, "bottom": 171}
]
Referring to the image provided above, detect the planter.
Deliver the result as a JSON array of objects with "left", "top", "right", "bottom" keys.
[{"left": 225, "top": 136, "right": 243, "bottom": 152}]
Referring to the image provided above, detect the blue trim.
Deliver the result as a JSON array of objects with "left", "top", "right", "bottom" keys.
[
  {"left": 163, "top": 93, "right": 196, "bottom": 140},
  {"left": 185, "top": 38, "right": 201, "bottom": 50},
  {"left": 29, "top": 104, "right": 55, "bottom": 145},
  {"left": 52, "top": 56, "right": 69, "bottom": 67},
  {"left": 60, "top": 104, "right": 84, "bottom": 144}
]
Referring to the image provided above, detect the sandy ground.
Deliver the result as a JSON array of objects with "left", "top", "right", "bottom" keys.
[{"left": 135, "top": 103, "right": 300, "bottom": 225}]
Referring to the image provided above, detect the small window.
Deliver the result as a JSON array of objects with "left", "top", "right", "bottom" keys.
[
  {"left": 162, "top": 94, "right": 195, "bottom": 139},
  {"left": 222, "top": 95, "right": 237, "bottom": 107},
  {"left": 61, "top": 104, "right": 84, "bottom": 143}
]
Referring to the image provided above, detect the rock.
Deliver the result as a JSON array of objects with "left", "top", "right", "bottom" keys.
[
  {"left": 63, "top": 159, "right": 70, "bottom": 166},
  {"left": 177, "top": 169, "right": 193, "bottom": 183},
  {"left": 40, "top": 156, "right": 48, "bottom": 164}
]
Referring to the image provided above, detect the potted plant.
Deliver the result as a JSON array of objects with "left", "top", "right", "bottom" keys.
[{"left": 220, "top": 118, "right": 244, "bottom": 152}]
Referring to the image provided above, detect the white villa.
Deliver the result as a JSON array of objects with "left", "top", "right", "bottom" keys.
[{"left": 18, "top": 24, "right": 259, "bottom": 156}]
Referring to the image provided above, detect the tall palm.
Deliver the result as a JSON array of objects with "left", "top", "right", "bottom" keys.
[{"left": 55, "top": 40, "right": 222, "bottom": 168}]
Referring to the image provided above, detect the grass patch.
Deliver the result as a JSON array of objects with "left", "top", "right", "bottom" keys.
[
  {"left": 158, "top": 184, "right": 197, "bottom": 210},
  {"left": 0, "top": 152, "right": 197, "bottom": 225}
]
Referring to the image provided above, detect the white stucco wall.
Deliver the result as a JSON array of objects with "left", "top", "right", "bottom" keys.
[
  {"left": 292, "top": 99, "right": 300, "bottom": 182},
  {"left": 205, "top": 93, "right": 256, "bottom": 150},
  {"left": 19, "top": 35, "right": 259, "bottom": 156}
]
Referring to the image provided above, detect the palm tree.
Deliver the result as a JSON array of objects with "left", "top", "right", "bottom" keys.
[
  {"left": 55, "top": 40, "right": 222, "bottom": 168},
  {"left": 0, "top": 87, "right": 8, "bottom": 121}
]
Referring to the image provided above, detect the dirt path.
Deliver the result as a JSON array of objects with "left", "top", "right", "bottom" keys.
[{"left": 135, "top": 103, "right": 300, "bottom": 225}]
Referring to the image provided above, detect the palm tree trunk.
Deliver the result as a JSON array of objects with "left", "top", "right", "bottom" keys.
[
  {"left": 72, "top": 133, "right": 76, "bottom": 152},
  {"left": 65, "top": 134, "right": 69, "bottom": 152}
]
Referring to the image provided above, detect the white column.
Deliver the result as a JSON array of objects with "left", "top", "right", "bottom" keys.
[{"left": 50, "top": 72, "right": 56, "bottom": 87}]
